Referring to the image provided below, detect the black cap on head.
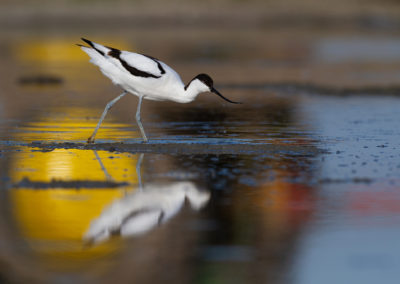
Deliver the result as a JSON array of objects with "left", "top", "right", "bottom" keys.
[
  {"left": 187, "top": 73, "right": 242, "bottom": 104},
  {"left": 195, "top": 73, "right": 214, "bottom": 88}
]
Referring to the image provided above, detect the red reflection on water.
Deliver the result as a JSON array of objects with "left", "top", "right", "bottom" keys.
[
  {"left": 286, "top": 184, "right": 315, "bottom": 224},
  {"left": 256, "top": 171, "right": 316, "bottom": 230},
  {"left": 347, "top": 188, "right": 400, "bottom": 215}
]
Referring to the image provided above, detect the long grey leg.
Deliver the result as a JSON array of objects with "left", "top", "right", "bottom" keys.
[
  {"left": 87, "top": 91, "right": 127, "bottom": 143},
  {"left": 136, "top": 96, "right": 148, "bottom": 142}
]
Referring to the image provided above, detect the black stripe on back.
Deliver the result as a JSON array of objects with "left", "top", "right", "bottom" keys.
[
  {"left": 142, "top": 54, "right": 166, "bottom": 74},
  {"left": 108, "top": 48, "right": 161, "bottom": 79}
]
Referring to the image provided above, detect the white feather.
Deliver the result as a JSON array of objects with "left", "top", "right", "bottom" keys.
[{"left": 80, "top": 46, "right": 123, "bottom": 85}]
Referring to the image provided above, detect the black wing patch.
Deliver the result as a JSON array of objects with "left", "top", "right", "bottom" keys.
[
  {"left": 107, "top": 48, "right": 161, "bottom": 79},
  {"left": 142, "top": 54, "right": 166, "bottom": 74}
]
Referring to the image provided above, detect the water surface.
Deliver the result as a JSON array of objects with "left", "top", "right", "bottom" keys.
[{"left": 1, "top": 21, "right": 400, "bottom": 284}]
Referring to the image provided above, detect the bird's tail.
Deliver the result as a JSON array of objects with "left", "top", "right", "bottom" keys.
[
  {"left": 78, "top": 38, "right": 109, "bottom": 57},
  {"left": 77, "top": 38, "right": 110, "bottom": 68}
]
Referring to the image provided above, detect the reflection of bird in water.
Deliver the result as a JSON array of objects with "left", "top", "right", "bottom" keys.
[
  {"left": 83, "top": 182, "right": 210, "bottom": 245},
  {"left": 78, "top": 38, "right": 240, "bottom": 143}
]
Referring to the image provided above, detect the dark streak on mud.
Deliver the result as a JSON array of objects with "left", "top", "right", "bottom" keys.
[
  {"left": 319, "top": 177, "right": 374, "bottom": 184},
  {"left": 18, "top": 75, "right": 63, "bottom": 86},
  {"left": 14, "top": 177, "right": 130, "bottom": 189},
  {"left": 27, "top": 141, "right": 322, "bottom": 155}
]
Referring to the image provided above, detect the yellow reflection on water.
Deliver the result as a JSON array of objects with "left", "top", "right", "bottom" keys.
[
  {"left": 10, "top": 149, "right": 137, "bottom": 184},
  {"left": 14, "top": 38, "right": 132, "bottom": 63},
  {"left": 11, "top": 189, "right": 125, "bottom": 256},
  {"left": 8, "top": 106, "right": 140, "bottom": 267},
  {"left": 20, "top": 107, "right": 138, "bottom": 143}
]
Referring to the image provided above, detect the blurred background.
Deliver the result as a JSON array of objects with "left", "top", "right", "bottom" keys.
[{"left": 1, "top": 1, "right": 400, "bottom": 283}]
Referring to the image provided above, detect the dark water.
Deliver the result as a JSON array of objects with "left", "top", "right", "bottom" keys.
[{"left": 1, "top": 22, "right": 400, "bottom": 284}]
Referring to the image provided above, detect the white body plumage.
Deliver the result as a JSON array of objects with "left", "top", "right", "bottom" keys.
[
  {"left": 78, "top": 38, "right": 239, "bottom": 142},
  {"left": 80, "top": 40, "right": 208, "bottom": 103}
]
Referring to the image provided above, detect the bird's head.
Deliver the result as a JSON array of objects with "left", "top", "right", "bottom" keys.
[{"left": 186, "top": 73, "right": 241, "bottom": 104}]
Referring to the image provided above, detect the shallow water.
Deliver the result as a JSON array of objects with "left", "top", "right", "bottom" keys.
[
  {"left": 1, "top": 19, "right": 400, "bottom": 284},
  {"left": 1, "top": 92, "right": 400, "bottom": 283}
]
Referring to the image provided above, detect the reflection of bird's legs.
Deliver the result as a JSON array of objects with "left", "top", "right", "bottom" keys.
[
  {"left": 87, "top": 91, "right": 127, "bottom": 143},
  {"left": 93, "top": 150, "right": 113, "bottom": 181},
  {"left": 136, "top": 153, "right": 144, "bottom": 192},
  {"left": 136, "top": 96, "right": 148, "bottom": 142}
]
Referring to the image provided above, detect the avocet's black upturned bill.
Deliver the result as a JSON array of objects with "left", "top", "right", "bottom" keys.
[{"left": 78, "top": 38, "right": 240, "bottom": 143}]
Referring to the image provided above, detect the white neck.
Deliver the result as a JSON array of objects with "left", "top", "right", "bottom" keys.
[{"left": 175, "top": 79, "right": 210, "bottom": 103}]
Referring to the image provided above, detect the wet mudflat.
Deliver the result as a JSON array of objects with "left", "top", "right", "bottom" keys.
[{"left": 1, "top": 4, "right": 400, "bottom": 283}]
